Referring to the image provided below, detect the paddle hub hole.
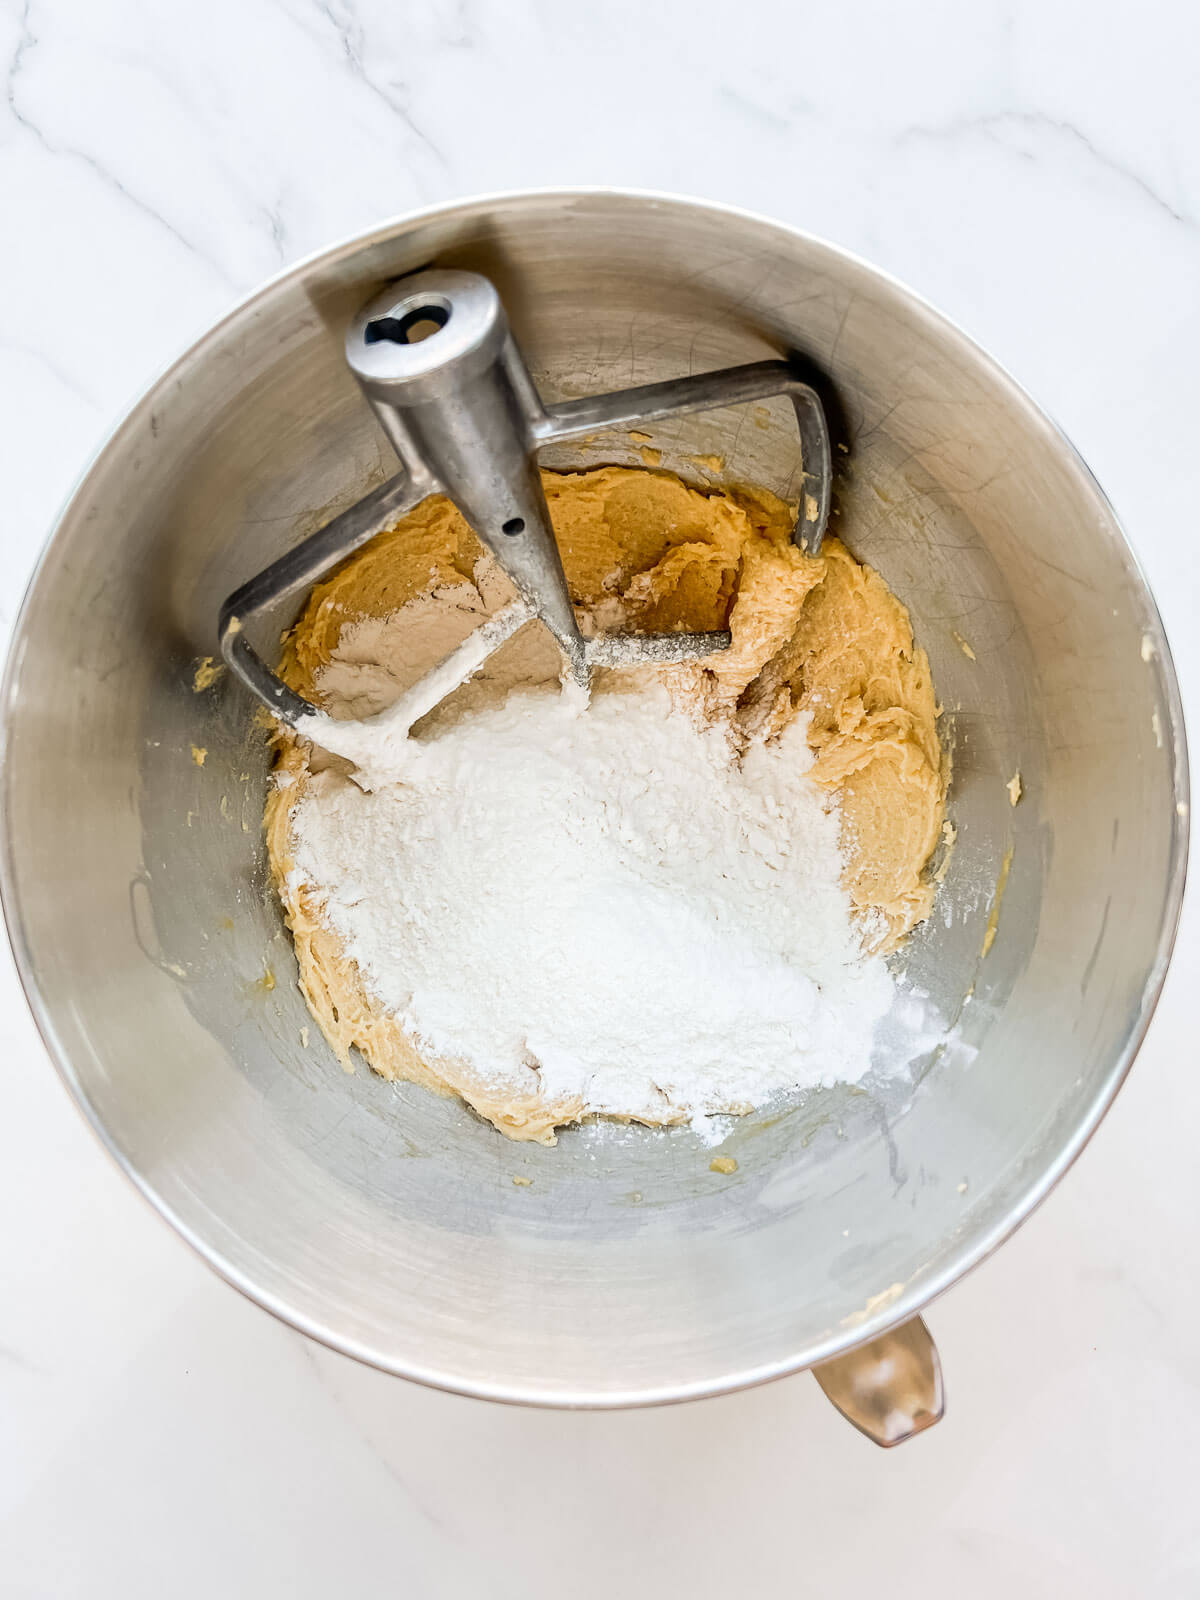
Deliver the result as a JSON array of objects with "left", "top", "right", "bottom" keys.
[{"left": 364, "top": 303, "right": 451, "bottom": 346}]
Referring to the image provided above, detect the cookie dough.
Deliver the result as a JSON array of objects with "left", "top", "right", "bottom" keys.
[{"left": 266, "top": 467, "right": 945, "bottom": 1140}]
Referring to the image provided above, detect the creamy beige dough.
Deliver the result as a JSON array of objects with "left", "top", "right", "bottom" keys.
[{"left": 266, "top": 467, "right": 946, "bottom": 1142}]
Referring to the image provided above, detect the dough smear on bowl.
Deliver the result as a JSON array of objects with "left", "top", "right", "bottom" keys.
[{"left": 265, "top": 466, "right": 946, "bottom": 1142}]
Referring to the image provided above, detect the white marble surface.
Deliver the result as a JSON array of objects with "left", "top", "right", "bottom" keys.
[{"left": 1, "top": 0, "right": 1197, "bottom": 1593}]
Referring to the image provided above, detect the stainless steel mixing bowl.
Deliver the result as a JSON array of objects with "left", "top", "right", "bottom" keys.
[{"left": 1, "top": 192, "right": 1188, "bottom": 1436}]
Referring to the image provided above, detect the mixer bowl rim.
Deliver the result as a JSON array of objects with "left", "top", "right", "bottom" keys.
[{"left": 0, "top": 186, "right": 1190, "bottom": 1407}]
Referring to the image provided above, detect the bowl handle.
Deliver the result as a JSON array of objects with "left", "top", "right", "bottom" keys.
[{"left": 812, "top": 1316, "right": 944, "bottom": 1447}]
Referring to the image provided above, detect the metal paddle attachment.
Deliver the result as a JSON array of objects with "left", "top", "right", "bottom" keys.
[{"left": 218, "top": 269, "right": 831, "bottom": 741}]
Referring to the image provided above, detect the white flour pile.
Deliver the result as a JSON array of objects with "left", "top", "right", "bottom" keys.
[{"left": 289, "top": 682, "right": 896, "bottom": 1127}]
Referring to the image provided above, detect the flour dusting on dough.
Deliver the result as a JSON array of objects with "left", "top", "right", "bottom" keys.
[{"left": 266, "top": 467, "right": 947, "bottom": 1142}]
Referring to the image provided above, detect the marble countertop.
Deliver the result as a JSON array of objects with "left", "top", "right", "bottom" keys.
[{"left": 2, "top": 0, "right": 1197, "bottom": 1594}]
